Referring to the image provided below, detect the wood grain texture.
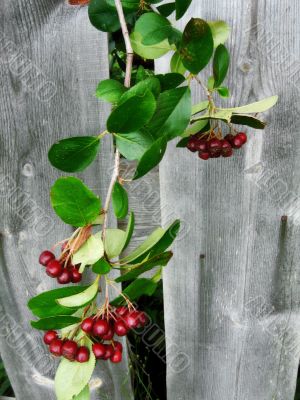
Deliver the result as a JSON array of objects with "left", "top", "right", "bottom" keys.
[
  {"left": 0, "top": 1, "right": 133, "bottom": 399},
  {"left": 157, "top": 1, "right": 300, "bottom": 399}
]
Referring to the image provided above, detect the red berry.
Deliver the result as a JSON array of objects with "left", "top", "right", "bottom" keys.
[
  {"left": 76, "top": 346, "right": 90, "bottom": 363},
  {"left": 113, "top": 341, "right": 123, "bottom": 353},
  {"left": 115, "top": 306, "right": 128, "bottom": 317},
  {"left": 138, "top": 312, "right": 148, "bottom": 327},
  {"left": 103, "top": 344, "right": 114, "bottom": 360},
  {"left": 43, "top": 330, "right": 57, "bottom": 345},
  {"left": 199, "top": 152, "right": 210, "bottom": 160},
  {"left": 197, "top": 139, "right": 208, "bottom": 152},
  {"left": 110, "top": 349, "right": 122, "bottom": 363},
  {"left": 237, "top": 132, "right": 247, "bottom": 144},
  {"left": 93, "top": 319, "right": 109, "bottom": 337},
  {"left": 46, "top": 260, "right": 63, "bottom": 278},
  {"left": 224, "top": 134, "right": 235, "bottom": 144},
  {"left": 49, "top": 339, "right": 63, "bottom": 356},
  {"left": 81, "top": 317, "right": 94, "bottom": 333},
  {"left": 92, "top": 343, "right": 106, "bottom": 359},
  {"left": 187, "top": 137, "right": 199, "bottom": 152},
  {"left": 57, "top": 269, "right": 72, "bottom": 284},
  {"left": 232, "top": 135, "right": 244, "bottom": 149},
  {"left": 124, "top": 311, "right": 140, "bottom": 329},
  {"left": 114, "top": 320, "right": 128, "bottom": 336},
  {"left": 39, "top": 251, "right": 55, "bottom": 266},
  {"left": 62, "top": 340, "right": 78, "bottom": 361},
  {"left": 102, "top": 326, "right": 114, "bottom": 340},
  {"left": 71, "top": 268, "right": 82, "bottom": 283},
  {"left": 208, "top": 138, "right": 222, "bottom": 157},
  {"left": 221, "top": 140, "right": 233, "bottom": 158}
]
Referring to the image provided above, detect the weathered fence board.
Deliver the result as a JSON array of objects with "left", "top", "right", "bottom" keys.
[{"left": 158, "top": 1, "right": 300, "bottom": 399}]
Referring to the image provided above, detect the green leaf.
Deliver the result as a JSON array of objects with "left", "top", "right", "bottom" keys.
[
  {"left": 107, "top": 91, "right": 156, "bottom": 133},
  {"left": 176, "top": 137, "right": 189, "bottom": 147},
  {"left": 72, "top": 233, "right": 104, "bottom": 272},
  {"left": 115, "top": 251, "right": 173, "bottom": 282},
  {"left": 131, "top": 31, "right": 172, "bottom": 60},
  {"left": 175, "top": 0, "right": 192, "bottom": 20},
  {"left": 92, "top": 258, "right": 111, "bottom": 275},
  {"left": 31, "top": 316, "right": 80, "bottom": 331},
  {"left": 230, "top": 114, "right": 266, "bottom": 129},
  {"left": 134, "top": 136, "right": 167, "bottom": 180},
  {"left": 88, "top": 0, "right": 120, "bottom": 32},
  {"left": 110, "top": 278, "right": 157, "bottom": 306},
  {"left": 57, "top": 278, "right": 99, "bottom": 308},
  {"left": 208, "top": 21, "right": 231, "bottom": 48},
  {"left": 74, "top": 385, "right": 90, "bottom": 400},
  {"left": 146, "top": 87, "right": 191, "bottom": 140},
  {"left": 95, "top": 79, "right": 127, "bottom": 103},
  {"left": 28, "top": 287, "right": 88, "bottom": 318},
  {"left": 119, "top": 78, "right": 161, "bottom": 102},
  {"left": 183, "top": 119, "right": 209, "bottom": 137},
  {"left": 48, "top": 137, "right": 100, "bottom": 173},
  {"left": 222, "top": 95, "right": 279, "bottom": 114},
  {"left": 112, "top": 182, "right": 128, "bottom": 219},
  {"left": 180, "top": 18, "right": 214, "bottom": 74},
  {"left": 156, "top": 73, "right": 185, "bottom": 91},
  {"left": 106, "top": 0, "right": 139, "bottom": 10},
  {"left": 170, "top": 51, "right": 186, "bottom": 75},
  {"left": 195, "top": 109, "right": 232, "bottom": 122},
  {"left": 157, "top": 2, "right": 176, "bottom": 17},
  {"left": 105, "top": 229, "right": 127, "bottom": 259},
  {"left": 50, "top": 177, "right": 101, "bottom": 227},
  {"left": 115, "top": 131, "right": 155, "bottom": 161},
  {"left": 192, "top": 100, "right": 209, "bottom": 115},
  {"left": 207, "top": 76, "right": 215, "bottom": 90},
  {"left": 216, "top": 87, "right": 230, "bottom": 98},
  {"left": 213, "top": 44, "right": 230, "bottom": 87},
  {"left": 55, "top": 339, "right": 95, "bottom": 400},
  {"left": 134, "top": 12, "right": 173, "bottom": 46},
  {"left": 122, "top": 211, "right": 135, "bottom": 251}
]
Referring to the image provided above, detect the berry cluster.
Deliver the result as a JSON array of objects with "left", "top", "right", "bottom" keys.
[
  {"left": 39, "top": 250, "right": 82, "bottom": 284},
  {"left": 187, "top": 132, "right": 247, "bottom": 160},
  {"left": 44, "top": 331, "right": 90, "bottom": 363}
]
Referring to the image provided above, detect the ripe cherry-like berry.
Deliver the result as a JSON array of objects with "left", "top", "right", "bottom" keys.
[
  {"left": 187, "top": 137, "right": 199, "bottom": 152},
  {"left": 92, "top": 343, "right": 106, "bottom": 359},
  {"left": 81, "top": 317, "right": 94, "bottom": 333},
  {"left": 208, "top": 138, "right": 222, "bottom": 157},
  {"left": 237, "top": 132, "right": 247, "bottom": 144},
  {"left": 221, "top": 140, "right": 233, "bottom": 158},
  {"left": 57, "top": 269, "right": 72, "bottom": 284},
  {"left": 46, "top": 260, "right": 63, "bottom": 278},
  {"left": 110, "top": 349, "right": 122, "bottom": 364},
  {"left": 199, "top": 152, "right": 210, "bottom": 160},
  {"left": 113, "top": 341, "right": 123, "bottom": 353},
  {"left": 39, "top": 251, "right": 55, "bottom": 266},
  {"left": 197, "top": 139, "right": 208, "bottom": 152},
  {"left": 49, "top": 339, "right": 63, "bottom": 356},
  {"left": 232, "top": 135, "right": 244, "bottom": 149},
  {"left": 124, "top": 311, "right": 140, "bottom": 329},
  {"left": 138, "top": 312, "right": 148, "bottom": 327},
  {"left": 62, "top": 340, "right": 78, "bottom": 361},
  {"left": 71, "top": 268, "right": 82, "bottom": 283},
  {"left": 102, "top": 325, "right": 114, "bottom": 340},
  {"left": 114, "top": 320, "right": 128, "bottom": 336},
  {"left": 115, "top": 306, "right": 128, "bottom": 317},
  {"left": 224, "top": 134, "right": 235, "bottom": 144},
  {"left": 93, "top": 319, "right": 110, "bottom": 337},
  {"left": 76, "top": 346, "right": 90, "bottom": 363},
  {"left": 43, "top": 330, "right": 57, "bottom": 345},
  {"left": 103, "top": 344, "right": 114, "bottom": 360}
]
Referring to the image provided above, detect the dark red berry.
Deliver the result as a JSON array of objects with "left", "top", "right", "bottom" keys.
[
  {"left": 81, "top": 317, "right": 94, "bottom": 333},
  {"left": 76, "top": 346, "right": 90, "bottom": 363},
  {"left": 49, "top": 339, "right": 63, "bottom": 356},
  {"left": 199, "top": 152, "right": 210, "bottom": 160},
  {"left": 115, "top": 306, "right": 128, "bottom": 317},
  {"left": 39, "top": 251, "right": 55, "bottom": 266},
  {"left": 110, "top": 349, "right": 122, "bottom": 363},
  {"left": 46, "top": 260, "right": 63, "bottom": 278},
  {"left": 57, "top": 269, "right": 72, "bottom": 284},
  {"left": 92, "top": 343, "right": 106, "bottom": 359},
  {"left": 237, "top": 132, "right": 247, "bottom": 144},
  {"left": 232, "top": 135, "right": 244, "bottom": 149},
  {"left": 114, "top": 320, "right": 128, "bottom": 336},
  {"left": 138, "top": 312, "right": 148, "bottom": 327},
  {"left": 71, "top": 268, "right": 82, "bottom": 283},
  {"left": 102, "top": 325, "right": 114, "bottom": 340},
  {"left": 187, "top": 137, "right": 199, "bottom": 152},
  {"left": 103, "top": 344, "right": 114, "bottom": 360},
  {"left": 221, "top": 140, "right": 233, "bottom": 158},
  {"left": 62, "top": 340, "right": 78, "bottom": 361},
  {"left": 124, "top": 311, "right": 141, "bottom": 329},
  {"left": 208, "top": 138, "right": 222, "bottom": 157},
  {"left": 224, "top": 134, "right": 235, "bottom": 144},
  {"left": 44, "top": 330, "right": 57, "bottom": 345},
  {"left": 93, "top": 319, "right": 109, "bottom": 337},
  {"left": 113, "top": 341, "right": 123, "bottom": 353},
  {"left": 197, "top": 139, "right": 208, "bottom": 152}
]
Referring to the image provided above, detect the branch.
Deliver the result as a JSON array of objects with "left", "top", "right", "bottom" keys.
[{"left": 102, "top": 0, "right": 134, "bottom": 241}]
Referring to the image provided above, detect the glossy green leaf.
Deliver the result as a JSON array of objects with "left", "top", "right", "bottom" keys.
[
  {"left": 72, "top": 232, "right": 104, "bottom": 272},
  {"left": 50, "top": 177, "right": 101, "bottom": 227},
  {"left": 95, "top": 79, "right": 127, "bottom": 103},
  {"left": 180, "top": 18, "right": 214, "bottom": 74},
  {"left": 28, "top": 286, "right": 88, "bottom": 318},
  {"left": 88, "top": 0, "right": 120, "bottom": 32},
  {"left": 105, "top": 229, "right": 127, "bottom": 259},
  {"left": 213, "top": 44, "right": 230, "bottom": 87},
  {"left": 147, "top": 87, "right": 191, "bottom": 139},
  {"left": 107, "top": 91, "right": 156, "bottom": 133},
  {"left": 145, "top": 219, "right": 180, "bottom": 261},
  {"left": 222, "top": 96, "right": 278, "bottom": 114},
  {"left": 122, "top": 211, "right": 135, "bottom": 251},
  {"left": 134, "top": 136, "right": 167, "bottom": 180},
  {"left": 175, "top": 0, "right": 192, "bottom": 20},
  {"left": 55, "top": 338, "right": 96, "bottom": 400},
  {"left": 183, "top": 119, "right": 209, "bottom": 137},
  {"left": 192, "top": 100, "right": 209, "bottom": 115},
  {"left": 106, "top": 0, "right": 139, "bottom": 10},
  {"left": 119, "top": 78, "right": 161, "bottom": 102},
  {"left": 112, "top": 181, "right": 128, "bottom": 219},
  {"left": 157, "top": 2, "right": 176, "bottom": 17},
  {"left": 74, "top": 385, "right": 90, "bottom": 400},
  {"left": 92, "top": 258, "right": 111, "bottom": 275},
  {"left": 48, "top": 137, "right": 100, "bottom": 173},
  {"left": 115, "top": 251, "right": 173, "bottom": 282},
  {"left": 170, "top": 51, "right": 186, "bottom": 75},
  {"left": 195, "top": 109, "right": 232, "bottom": 122},
  {"left": 115, "top": 131, "right": 155, "bottom": 161},
  {"left": 110, "top": 278, "right": 157, "bottom": 306},
  {"left": 216, "top": 87, "right": 230, "bottom": 98},
  {"left": 135, "top": 12, "right": 173, "bottom": 46},
  {"left": 31, "top": 316, "right": 80, "bottom": 331},
  {"left": 131, "top": 32, "right": 172, "bottom": 59},
  {"left": 176, "top": 137, "right": 189, "bottom": 147},
  {"left": 230, "top": 114, "right": 266, "bottom": 129},
  {"left": 208, "top": 21, "right": 231, "bottom": 48},
  {"left": 57, "top": 278, "right": 99, "bottom": 308},
  {"left": 156, "top": 73, "right": 185, "bottom": 91}
]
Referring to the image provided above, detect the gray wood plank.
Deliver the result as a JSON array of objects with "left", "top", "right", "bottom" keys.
[
  {"left": 157, "top": 1, "right": 300, "bottom": 399},
  {"left": 0, "top": 1, "right": 132, "bottom": 399}
]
